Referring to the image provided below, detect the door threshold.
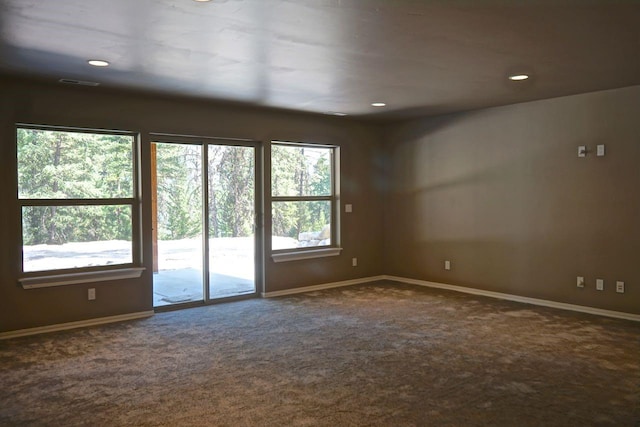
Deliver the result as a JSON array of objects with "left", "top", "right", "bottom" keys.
[{"left": 154, "top": 292, "right": 258, "bottom": 313}]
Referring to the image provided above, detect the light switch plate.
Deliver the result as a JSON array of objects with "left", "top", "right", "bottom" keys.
[
  {"left": 345, "top": 204, "right": 352, "bottom": 213},
  {"left": 577, "top": 276, "right": 585, "bottom": 288},
  {"left": 596, "top": 144, "right": 605, "bottom": 157},
  {"left": 616, "top": 281, "right": 625, "bottom": 293},
  {"left": 578, "top": 146, "right": 587, "bottom": 158},
  {"left": 596, "top": 279, "right": 604, "bottom": 291}
]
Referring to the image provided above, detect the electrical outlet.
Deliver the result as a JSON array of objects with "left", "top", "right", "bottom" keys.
[
  {"left": 616, "top": 281, "right": 625, "bottom": 293},
  {"left": 577, "top": 276, "right": 585, "bottom": 288},
  {"left": 445, "top": 260, "right": 451, "bottom": 271},
  {"left": 88, "top": 288, "right": 96, "bottom": 300},
  {"left": 596, "top": 279, "right": 604, "bottom": 291},
  {"left": 352, "top": 257, "right": 358, "bottom": 267}
]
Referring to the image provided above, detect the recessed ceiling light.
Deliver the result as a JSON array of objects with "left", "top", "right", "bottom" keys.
[
  {"left": 88, "top": 59, "right": 110, "bottom": 67},
  {"left": 331, "top": 112, "right": 348, "bottom": 116},
  {"left": 508, "top": 74, "right": 529, "bottom": 81},
  {"left": 193, "top": 0, "right": 212, "bottom": 2},
  {"left": 371, "top": 102, "right": 386, "bottom": 107}
]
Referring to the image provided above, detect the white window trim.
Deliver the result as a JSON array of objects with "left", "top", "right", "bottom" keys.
[
  {"left": 19, "top": 267, "right": 146, "bottom": 289},
  {"left": 271, "top": 247, "right": 342, "bottom": 263}
]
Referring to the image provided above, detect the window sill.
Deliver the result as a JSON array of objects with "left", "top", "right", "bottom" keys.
[
  {"left": 271, "top": 247, "right": 342, "bottom": 263},
  {"left": 19, "top": 267, "right": 146, "bottom": 289}
]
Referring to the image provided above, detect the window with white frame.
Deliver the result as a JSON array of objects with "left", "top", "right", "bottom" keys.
[
  {"left": 17, "top": 125, "right": 139, "bottom": 275},
  {"left": 271, "top": 141, "right": 339, "bottom": 255}
]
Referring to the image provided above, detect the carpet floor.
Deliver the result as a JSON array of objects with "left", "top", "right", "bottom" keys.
[{"left": 1, "top": 281, "right": 639, "bottom": 426}]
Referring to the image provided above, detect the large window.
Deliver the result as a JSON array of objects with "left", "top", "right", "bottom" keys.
[
  {"left": 271, "top": 141, "right": 339, "bottom": 255},
  {"left": 17, "top": 126, "right": 138, "bottom": 275}
]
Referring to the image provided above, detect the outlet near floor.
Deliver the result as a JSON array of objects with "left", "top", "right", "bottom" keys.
[{"left": 88, "top": 288, "right": 96, "bottom": 300}]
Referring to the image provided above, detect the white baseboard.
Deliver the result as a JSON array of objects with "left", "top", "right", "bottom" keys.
[
  {"left": 261, "top": 275, "right": 386, "bottom": 298},
  {"left": 384, "top": 275, "right": 640, "bottom": 322},
  {"left": 4, "top": 275, "right": 636, "bottom": 339},
  {"left": 0, "top": 310, "right": 155, "bottom": 340}
]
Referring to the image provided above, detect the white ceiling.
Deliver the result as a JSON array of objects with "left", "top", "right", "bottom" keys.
[{"left": 0, "top": 0, "right": 639, "bottom": 119}]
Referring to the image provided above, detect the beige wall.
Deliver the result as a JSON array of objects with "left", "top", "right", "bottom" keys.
[
  {"left": 0, "top": 77, "right": 385, "bottom": 333},
  {"left": 383, "top": 85, "right": 640, "bottom": 314}
]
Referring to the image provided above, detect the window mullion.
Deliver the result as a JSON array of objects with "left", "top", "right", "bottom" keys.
[
  {"left": 272, "top": 196, "right": 332, "bottom": 202},
  {"left": 19, "top": 198, "right": 135, "bottom": 207}
]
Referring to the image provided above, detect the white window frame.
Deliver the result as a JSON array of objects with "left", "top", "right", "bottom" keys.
[
  {"left": 16, "top": 124, "right": 144, "bottom": 288},
  {"left": 270, "top": 141, "right": 342, "bottom": 262}
]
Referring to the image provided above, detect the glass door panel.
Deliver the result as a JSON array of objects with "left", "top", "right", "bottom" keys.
[
  {"left": 152, "top": 142, "right": 204, "bottom": 307},
  {"left": 207, "top": 145, "right": 256, "bottom": 298}
]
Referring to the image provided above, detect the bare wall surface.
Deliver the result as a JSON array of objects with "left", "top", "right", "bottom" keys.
[
  {"left": 0, "top": 77, "right": 385, "bottom": 333},
  {"left": 383, "top": 86, "right": 640, "bottom": 315}
]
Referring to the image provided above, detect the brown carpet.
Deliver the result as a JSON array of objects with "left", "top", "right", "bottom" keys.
[{"left": 1, "top": 281, "right": 638, "bottom": 426}]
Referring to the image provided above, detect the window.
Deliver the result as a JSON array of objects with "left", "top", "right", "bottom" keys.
[
  {"left": 271, "top": 141, "right": 340, "bottom": 260},
  {"left": 17, "top": 126, "right": 140, "bottom": 279}
]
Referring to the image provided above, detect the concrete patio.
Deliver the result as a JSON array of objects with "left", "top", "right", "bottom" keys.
[
  {"left": 153, "top": 236, "right": 256, "bottom": 307},
  {"left": 153, "top": 268, "right": 255, "bottom": 307}
]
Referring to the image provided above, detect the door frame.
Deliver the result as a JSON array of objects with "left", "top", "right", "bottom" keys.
[{"left": 150, "top": 133, "right": 263, "bottom": 310}]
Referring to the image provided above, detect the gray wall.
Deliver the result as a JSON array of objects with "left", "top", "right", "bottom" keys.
[
  {"left": 0, "top": 77, "right": 385, "bottom": 333},
  {"left": 383, "top": 85, "right": 640, "bottom": 314},
  {"left": 2, "top": 76, "right": 638, "bottom": 335}
]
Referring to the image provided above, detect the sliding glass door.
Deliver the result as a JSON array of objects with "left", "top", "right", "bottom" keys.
[
  {"left": 207, "top": 145, "right": 256, "bottom": 299},
  {"left": 152, "top": 139, "right": 259, "bottom": 308}
]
